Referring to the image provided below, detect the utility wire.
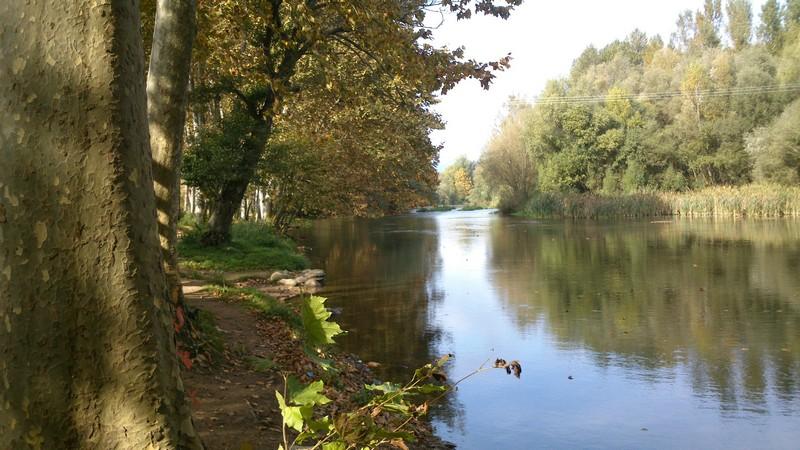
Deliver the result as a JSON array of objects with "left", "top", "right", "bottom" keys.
[{"left": 501, "top": 83, "right": 800, "bottom": 106}]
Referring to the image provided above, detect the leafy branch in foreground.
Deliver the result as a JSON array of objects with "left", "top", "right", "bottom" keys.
[
  {"left": 276, "top": 353, "right": 522, "bottom": 450},
  {"left": 300, "top": 295, "right": 345, "bottom": 373}
]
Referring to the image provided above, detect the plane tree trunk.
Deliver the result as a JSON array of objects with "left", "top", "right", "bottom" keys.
[
  {"left": 0, "top": 1, "right": 202, "bottom": 448},
  {"left": 147, "top": 0, "right": 196, "bottom": 311}
]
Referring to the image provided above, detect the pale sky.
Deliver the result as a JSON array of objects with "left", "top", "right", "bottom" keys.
[{"left": 429, "top": 0, "right": 767, "bottom": 170}]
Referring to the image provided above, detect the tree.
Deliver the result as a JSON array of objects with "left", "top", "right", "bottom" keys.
[
  {"left": 747, "top": 98, "right": 800, "bottom": 184},
  {"left": 0, "top": 1, "right": 200, "bottom": 448},
  {"left": 672, "top": 10, "right": 698, "bottom": 50},
  {"left": 758, "top": 0, "right": 785, "bottom": 53},
  {"left": 778, "top": 27, "right": 800, "bottom": 83},
  {"left": 438, "top": 157, "right": 476, "bottom": 205},
  {"left": 726, "top": 0, "right": 753, "bottom": 49},
  {"left": 787, "top": 0, "right": 800, "bottom": 27},
  {"left": 479, "top": 107, "right": 537, "bottom": 212},
  {"left": 696, "top": 0, "right": 724, "bottom": 48},
  {"left": 193, "top": 0, "right": 519, "bottom": 244},
  {"left": 147, "top": 0, "right": 197, "bottom": 315},
  {"left": 185, "top": 38, "right": 442, "bottom": 228}
]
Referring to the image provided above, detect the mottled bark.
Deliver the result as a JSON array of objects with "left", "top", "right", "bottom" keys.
[
  {"left": 147, "top": 0, "right": 196, "bottom": 307},
  {"left": 0, "top": 1, "right": 201, "bottom": 448}
]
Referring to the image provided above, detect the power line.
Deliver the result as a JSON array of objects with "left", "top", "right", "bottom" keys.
[{"left": 500, "top": 83, "right": 800, "bottom": 106}]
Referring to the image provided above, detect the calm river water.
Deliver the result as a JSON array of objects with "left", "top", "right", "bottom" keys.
[{"left": 298, "top": 210, "right": 800, "bottom": 449}]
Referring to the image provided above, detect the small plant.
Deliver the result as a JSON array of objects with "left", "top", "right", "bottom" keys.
[
  {"left": 247, "top": 356, "right": 278, "bottom": 373},
  {"left": 279, "top": 296, "right": 522, "bottom": 450},
  {"left": 276, "top": 354, "right": 521, "bottom": 450}
]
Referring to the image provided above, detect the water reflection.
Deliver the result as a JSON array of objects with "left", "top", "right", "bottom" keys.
[
  {"left": 300, "top": 216, "right": 446, "bottom": 378},
  {"left": 300, "top": 213, "right": 800, "bottom": 449},
  {"left": 487, "top": 219, "right": 800, "bottom": 414}
]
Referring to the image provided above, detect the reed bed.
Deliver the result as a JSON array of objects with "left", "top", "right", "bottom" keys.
[{"left": 521, "top": 184, "right": 800, "bottom": 219}]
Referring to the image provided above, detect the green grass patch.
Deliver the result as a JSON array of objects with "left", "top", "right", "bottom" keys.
[
  {"left": 205, "top": 285, "right": 301, "bottom": 328},
  {"left": 178, "top": 222, "right": 308, "bottom": 271}
]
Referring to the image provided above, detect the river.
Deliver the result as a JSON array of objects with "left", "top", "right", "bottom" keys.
[{"left": 297, "top": 210, "right": 800, "bottom": 449}]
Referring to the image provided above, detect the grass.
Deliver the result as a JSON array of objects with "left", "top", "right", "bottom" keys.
[
  {"left": 663, "top": 184, "right": 800, "bottom": 217},
  {"left": 521, "top": 192, "right": 671, "bottom": 219},
  {"left": 205, "top": 285, "right": 301, "bottom": 328},
  {"left": 519, "top": 184, "right": 800, "bottom": 219},
  {"left": 192, "top": 308, "right": 225, "bottom": 362},
  {"left": 178, "top": 221, "right": 308, "bottom": 272}
]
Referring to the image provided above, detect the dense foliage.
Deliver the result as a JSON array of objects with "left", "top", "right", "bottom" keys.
[
  {"left": 463, "top": 0, "right": 800, "bottom": 212},
  {"left": 178, "top": 0, "right": 520, "bottom": 240},
  {"left": 437, "top": 156, "right": 476, "bottom": 205}
]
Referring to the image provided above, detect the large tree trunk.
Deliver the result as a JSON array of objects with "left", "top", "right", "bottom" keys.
[
  {"left": 203, "top": 118, "right": 271, "bottom": 245},
  {"left": 0, "top": 1, "right": 202, "bottom": 448},
  {"left": 147, "top": 0, "right": 196, "bottom": 309}
]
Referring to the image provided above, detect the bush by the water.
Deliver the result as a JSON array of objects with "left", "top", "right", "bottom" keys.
[
  {"left": 520, "top": 184, "right": 800, "bottom": 219},
  {"left": 178, "top": 221, "right": 308, "bottom": 271},
  {"left": 416, "top": 206, "right": 455, "bottom": 212}
]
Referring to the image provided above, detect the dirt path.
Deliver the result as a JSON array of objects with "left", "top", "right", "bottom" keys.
[{"left": 182, "top": 291, "right": 285, "bottom": 450}]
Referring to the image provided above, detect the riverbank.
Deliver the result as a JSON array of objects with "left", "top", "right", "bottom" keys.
[
  {"left": 181, "top": 275, "right": 453, "bottom": 450},
  {"left": 177, "top": 225, "right": 453, "bottom": 449},
  {"left": 517, "top": 184, "right": 800, "bottom": 219}
]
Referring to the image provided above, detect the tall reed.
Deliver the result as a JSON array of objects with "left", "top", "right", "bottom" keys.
[{"left": 520, "top": 184, "right": 800, "bottom": 219}]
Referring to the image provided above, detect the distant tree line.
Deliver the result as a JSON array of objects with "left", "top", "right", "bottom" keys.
[{"left": 444, "top": 0, "right": 800, "bottom": 212}]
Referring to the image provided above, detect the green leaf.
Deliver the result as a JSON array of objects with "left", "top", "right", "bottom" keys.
[
  {"left": 365, "top": 382, "right": 402, "bottom": 394},
  {"left": 382, "top": 401, "right": 411, "bottom": 415},
  {"left": 301, "top": 296, "right": 345, "bottom": 348},
  {"left": 275, "top": 391, "right": 305, "bottom": 432},
  {"left": 288, "top": 378, "right": 331, "bottom": 406},
  {"left": 321, "top": 442, "right": 346, "bottom": 450},
  {"left": 304, "top": 346, "right": 339, "bottom": 372},
  {"left": 415, "top": 384, "right": 449, "bottom": 394},
  {"left": 374, "top": 429, "right": 415, "bottom": 441}
]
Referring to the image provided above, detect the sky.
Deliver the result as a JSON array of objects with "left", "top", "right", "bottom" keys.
[{"left": 429, "top": 0, "right": 767, "bottom": 170}]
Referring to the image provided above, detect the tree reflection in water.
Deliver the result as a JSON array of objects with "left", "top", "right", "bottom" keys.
[{"left": 488, "top": 219, "right": 800, "bottom": 414}]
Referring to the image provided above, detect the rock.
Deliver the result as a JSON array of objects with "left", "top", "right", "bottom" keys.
[
  {"left": 278, "top": 278, "right": 298, "bottom": 287},
  {"left": 269, "top": 271, "right": 292, "bottom": 282},
  {"left": 304, "top": 279, "right": 322, "bottom": 288},
  {"left": 303, "top": 269, "right": 325, "bottom": 279}
]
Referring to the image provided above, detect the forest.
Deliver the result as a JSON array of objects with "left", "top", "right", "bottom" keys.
[{"left": 439, "top": 0, "right": 800, "bottom": 216}]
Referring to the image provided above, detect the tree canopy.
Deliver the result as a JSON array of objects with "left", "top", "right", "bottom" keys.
[
  {"left": 467, "top": 0, "right": 800, "bottom": 211},
  {"left": 180, "top": 0, "right": 520, "bottom": 240}
]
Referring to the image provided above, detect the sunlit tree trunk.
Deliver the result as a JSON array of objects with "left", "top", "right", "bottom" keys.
[
  {"left": 147, "top": 0, "right": 197, "bottom": 308},
  {"left": 0, "top": 1, "right": 201, "bottom": 448}
]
